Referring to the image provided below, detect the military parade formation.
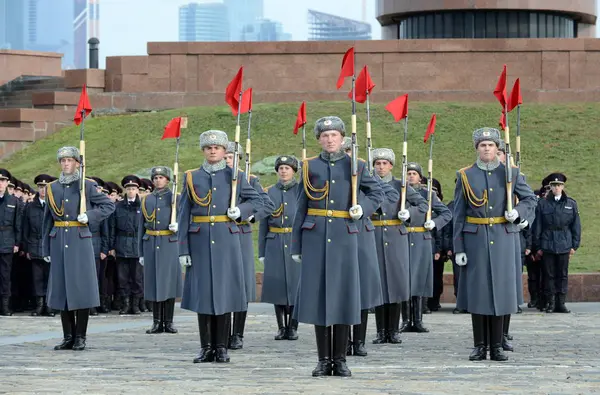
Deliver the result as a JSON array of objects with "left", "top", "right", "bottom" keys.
[{"left": 0, "top": 50, "right": 582, "bottom": 378}]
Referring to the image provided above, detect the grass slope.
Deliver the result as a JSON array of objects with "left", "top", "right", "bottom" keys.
[{"left": 2, "top": 102, "right": 597, "bottom": 272}]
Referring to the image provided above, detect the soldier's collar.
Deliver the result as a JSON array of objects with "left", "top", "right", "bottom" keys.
[
  {"left": 476, "top": 157, "right": 500, "bottom": 171},
  {"left": 379, "top": 173, "right": 393, "bottom": 183},
  {"left": 277, "top": 179, "right": 297, "bottom": 190},
  {"left": 320, "top": 149, "right": 346, "bottom": 162},
  {"left": 58, "top": 169, "right": 81, "bottom": 185},
  {"left": 152, "top": 187, "right": 169, "bottom": 197},
  {"left": 201, "top": 159, "right": 227, "bottom": 173}
]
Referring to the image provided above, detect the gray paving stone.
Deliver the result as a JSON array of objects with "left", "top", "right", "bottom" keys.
[{"left": 0, "top": 303, "right": 599, "bottom": 394}]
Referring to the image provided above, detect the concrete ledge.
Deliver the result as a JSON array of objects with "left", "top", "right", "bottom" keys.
[{"left": 64, "top": 69, "right": 105, "bottom": 90}]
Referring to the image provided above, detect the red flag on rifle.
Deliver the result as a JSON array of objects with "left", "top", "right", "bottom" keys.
[
  {"left": 233, "top": 88, "right": 253, "bottom": 116},
  {"left": 336, "top": 47, "right": 355, "bottom": 89},
  {"left": 293, "top": 101, "right": 307, "bottom": 135},
  {"left": 424, "top": 114, "right": 436, "bottom": 143},
  {"left": 351, "top": 65, "right": 375, "bottom": 103},
  {"left": 507, "top": 78, "right": 523, "bottom": 112},
  {"left": 494, "top": 64, "right": 507, "bottom": 109},
  {"left": 162, "top": 117, "right": 182, "bottom": 140},
  {"left": 499, "top": 111, "right": 507, "bottom": 130},
  {"left": 385, "top": 94, "right": 409, "bottom": 122},
  {"left": 225, "top": 66, "right": 243, "bottom": 115},
  {"left": 74, "top": 85, "right": 92, "bottom": 125}
]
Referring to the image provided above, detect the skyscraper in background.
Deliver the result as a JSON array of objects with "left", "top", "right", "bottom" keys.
[
  {"left": 224, "top": 0, "right": 264, "bottom": 41},
  {"left": 73, "top": 0, "right": 100, "bottom": 69},
  {"left": 0, "top": 0, "right": 27, "bottom": 50},
  {"left": 179, "top": 3, "right": 229, "bottom": 42},
  {"left": 240, "top": 18, "right": 292, "bottom": 41},
  {"left": 308, "top": 10, "right": 371, "bottom": 41}
]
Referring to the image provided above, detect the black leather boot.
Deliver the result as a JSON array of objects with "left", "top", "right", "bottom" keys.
[
  {"left": 43, "top": 299, "right": 55, "bottom": 317},
  {"left": 163, "top": 299, "right": 178, "bottom": 333},
  {"left": 502, "top": 315, "right": 514, "bottom": 352},
  {"left": 372, "top": 305, "right": 387, "bottom": 344},
  {"left": 332, "top": 325, "right": 352, "bottom": 377},
  {"left": 213, "top": 314, "right": 230, "bottom": 363},
  {"left": 0, "top": 296, "right": 12, "bottom": 316},
  {"left": 489, "top": 315, "right": 508, "bottom": 361},
  {"left": 469, "top": 314, "right": 487, "bottom": 361},
  {"left": 388, "top": 303, "right": 403, "bottom": 344},
  {"left": 119, "top": 296, "right": 130, "bottom": 315},
  {"left": 145, "top": 300, "right": 153, "bottom": 312},
  {"left": 89, "top": 307, "right": 98, "bottom": 316},
  {"left": 72, "top": 309, "right": 90, "bottom": 351},
  {"left": 346, "top": 330, "right": 353, "bottom": 356},
  {"left": 312, "top": 325, "right": 332, "bottom": 377},
  {"left": 229, "top": 311, "right": 246, "bottom": 350},
  {"left": 193, "top": 314, "right": 214, "bottom": 363},
  {"left": 146, "top": 302, "right": 163, "bottom": 334},
  {"left": 31, "top": 296, "right": 44, "bottom": 316},
  {"left": 97, "top": 296, "right": 108, "bottom": 314},
  {"left": 422, "top": 297, "right": 431, "bottom": 314},
  {"left": 138, "top": 298, "right": 147, "bottom": 313},
  {"left": 274, "top": 305, "right": 287, "bottom": 340},
  {"left": 287, "top": 305, "right": 298, "bottom": 340},
  {"left": 54, "top": 310, "right": 76, "bottom": 350},
  {"left": 131, "top": 296, "right": 141, "bottom": 315},
  {"left": 555, "top": 294, "right": 571, "bottom": 313},
  {"left": 545, "top": 294, "right": 555, "bottom": 313},
  {"left": 352, "top": 310, "right": 368, "bottom": 356},
  {"left": 399, "top": 301, "right": 411, "bottom": 332},
  {"left": 411, "top": 296, "right": 429, "bottom": 333}
]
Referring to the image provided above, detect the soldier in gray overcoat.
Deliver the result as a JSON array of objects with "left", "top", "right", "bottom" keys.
[
  {"left": 42, "top": 146, "right": 115, "bottom": 351},
  {"left": 178, "top": 130, "right": 265, "bottom": 364},
  {"left": 138, "top": 166, "right": 182, "bottom": 335},
  {"left": 403, "top": 162, "right": 451, "bottom": 333},
  {"left": 453, "top": 127, "right": 536, "bottom": 361},
  {"left": 291, "top": 116, "right": 384, "bottom": 377},
  {"left": 224, "top": 142, "right": 275, "bottom": 350},
  {"left": 258, "top": 155, "right": 301, "bottom": 341},
  {"left": 370, "top": 148, "right": 428, "bottom": 344}
]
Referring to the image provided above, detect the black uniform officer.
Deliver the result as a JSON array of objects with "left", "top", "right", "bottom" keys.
[
  {"left": 0, "top": 169, "right": 22, "bottom": 316},
  {"left": 533, "top": 173, "right": 581, "bottom": 313},
  {"left": 104, "top": 181, "right": 122, "bottom": 312}
]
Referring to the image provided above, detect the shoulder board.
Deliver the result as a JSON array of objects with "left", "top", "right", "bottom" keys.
[
  {"left": 358, "top": 157, "right": 366, "bottom": 163},
  {"left": 458, "top": 165, "right": 473, "bottom": 173},
  {"left": 512, "top": 165, "right": 519, "bottom": 170},
  {"left": 305, "top": 155, "right": 318, "bottom": 161},
  {"left": 250, "top": 173, "right": 257, "bottom": 179},
  {"left": 85, "top": 177, "right": 96, "bottom": 183},
  {"left": 263, "top": 185, "right": 273, "bottom": 192},
  {"left": 48, "top": 179, "right": 58, "bottom": 186},
  {"left": 184, "top": 167, "right": 199, "bottom": 174}
]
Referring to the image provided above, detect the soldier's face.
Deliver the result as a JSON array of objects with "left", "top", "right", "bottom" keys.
[
  {"left": 0, "top": 179, "right": 7, "bottom": 194},
  {"left": 125, "top": 186, "right": 138, "bottom": 200},
  {"left": 319, "top": 131, "right": 343, "bottom": 153},
  {"left": 277, "top": 165, "right": 294, "bottom": 182},
  {"left": 153, "top": 176, "right": 168, "bottom": 189},
  {"left": 407, "top": 170, "right": 421, "bottom": 186},
  {"left": 60, "top": 158, "right": 79, "bottom": 174},
  {"left": 477, "top": 141, "right": 498, "bottom": 162},
  {"left": 497, "top": 150, "right": 506, "bottom": 164},
  {"left": 550, "top": 183, "right": 564, "bottom": 196},
  {"left": 14, "top": 190, "right": 22, "bottom": 198},
  {"left": 374, "top": 160, "right": 393, "bottom": 177},
  {"left": 203, "top": 145, "right": 226, "bottom": 164},
  {"left": 7, "top": 186, "right": 14, "bottom": 195},
  {"left": 225, "top": 153, "right": 235, "bottom": 168},
  {"left": 109, "top": 192, "right": 118, "bottom": 202},
  {"left": 38, "top": 185, "right": 46, "bottom": 199}
]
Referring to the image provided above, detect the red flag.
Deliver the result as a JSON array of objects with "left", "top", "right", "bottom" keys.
[
  {"left": 351, "top": 65, "right": 375, "bottom": 103},
  {"left": 494, "top": 64, "right": 507, "bottom": 109},
  {"left": 507, "top": 78, "right": 523, "bottom": 112},
  {"left": 234, "top": 88, "right": 253, "bottom": 116},
  {"left": 293, "top": 101, "right": 307, "bottom": 135},
  {"left": 74, "top": 85, "right": 92, "bottom": 125},
  {"left": 385, "top": 94, "right": 409, "bottom": 122},
  {"left": 499, "top": 111, "right": 507, "bottom": 130},
  {"left": 424, "top": 114, "right": 436, "bottom": 143},
  {"left": 162, "top": 117, "right": 182, "bottom": 140},
  {"left": 225, "top": 66, "right": 243, "bottom": 115},
  {"left": 336, "top": 47, "right": 355, "bottom": 89}
]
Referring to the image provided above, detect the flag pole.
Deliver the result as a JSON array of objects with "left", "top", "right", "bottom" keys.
[
  {"left": 350, "top": 75, "right": 358, "bottom": 207},
  {"left": 503, "top": 99, "right": 513, "bottom": 212},
  {"left": 365, "top": 91, "right": 373, "bottom": 176},
  {"left": 400, "top": 115, "right": 408, "bottom": 211},
  {"left": 245, "top": 108, "right": 252, "bottom": 181},
  {"left": 515, "top": 104, "right": 521, "bottom": 171},
  {"left": 170, "top": 117, "right": 186, "bottom": 224},
  {"left": 230, "top": 90, "right": 243, "bottom": 209},
  {"left": 79, "top": 107, "right": 87, "bottom": 216},
  {"left": 301, "top": 124, "right": 306, "bottom": 161},
  {"left": 426, "top": 134, "right": 434, "bottom": 222}
]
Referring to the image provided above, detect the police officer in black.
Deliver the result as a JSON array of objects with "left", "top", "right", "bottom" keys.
[
  {"left": 88, "top": 177, "right": 111, "bottom": 315},
  {"left": 111, "top": 175, "right": 143, "bottom": 315},
  {"left": 0, "top": 169, "right": 22, "bottom": 316},
  {"left": 533, "top": 173, "right": 581, "bottom": 314},
  {"left": 23, "top": 174, "right": 56, "bottom": 316}
]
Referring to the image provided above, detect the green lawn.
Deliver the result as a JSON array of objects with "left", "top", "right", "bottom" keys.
[{"left": 2, "top": 102, "right": 596, "bottom": 272}]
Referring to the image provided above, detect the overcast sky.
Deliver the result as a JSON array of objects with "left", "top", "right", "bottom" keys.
[{"left": 98, "top": 0, "right": 380, "bottom": 67}]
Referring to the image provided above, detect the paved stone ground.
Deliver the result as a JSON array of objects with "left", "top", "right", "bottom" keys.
[{"left": 1, "top": 303, "right": 599, "bottom": 394}]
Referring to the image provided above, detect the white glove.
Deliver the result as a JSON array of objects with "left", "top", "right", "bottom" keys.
[
  {"left": 424, "top": 220, "right": 436, "bottom": 230},
  {"left": 227, "top": 207, "right": 241, "bottom": 221},
  {"left": 349, "top": 205, "right": 363, "bottom": 220},
  {"left": 168, "top": 223, "right": 178, "bottom": 233},
  {"left": 139, "top": 257, "right": 144, "bottom": 266},
  {"left": 455, "top": 252, "right": 468, "bottom": 266},
  {"left": 517, "top": 219, "right": 529, "bottom": 230},
  {"left": 397, "top": 209, "right": 410, "bottom": 222},
  {"left": 43, "top": 256, "right": 51, "bottom": 263},
  {"left": 292, "top": 254, "right": 302, "bottom": 264},
  {"left": 504, "top": 209, "right": 519, "bottom": 223},
  {"left": 259, "top": 257, "right": 265, "bottom": 264},
  {"left": 179, "top": 255, "right": 192, "bottom": 267},
  {"left": 77, "top": 213, "right": 89, "bottom": 224}
]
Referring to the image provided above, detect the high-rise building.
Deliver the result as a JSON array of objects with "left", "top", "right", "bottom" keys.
[
  {"left": 224, "top": 0, "right": 264, "bottom": 41},
  {"left": 73, "top": 0, "right": 100, "bottom": 69},
  {"left": 0, "top": 0, "right": 27, "bottom": 50},
  {"left": 179, "top": 3, "right": 229, "bottom": 42},
  {"left": 308, "top": 10, "right": 372, "bottom": 41},
  {"left": 240, "top": 18, "right": 292, "bottom": 42}
]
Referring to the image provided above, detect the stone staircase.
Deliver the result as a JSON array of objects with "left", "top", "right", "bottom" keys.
[{"left": 0, "top": 76, "right": 66, "bottom": 108}]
